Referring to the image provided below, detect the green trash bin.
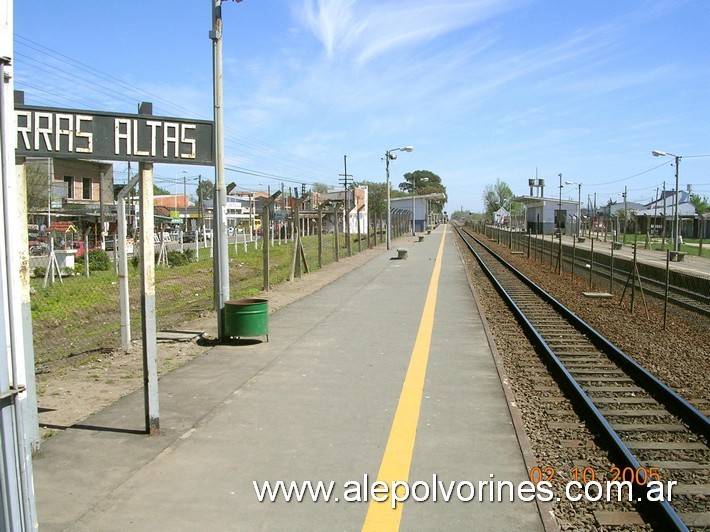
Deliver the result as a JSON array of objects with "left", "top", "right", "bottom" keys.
[{"left": 224, "top": 298, "right": 269, "bottom": 340}]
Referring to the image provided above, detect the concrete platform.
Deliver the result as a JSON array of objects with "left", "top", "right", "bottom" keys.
[
  {"left": 553, "top": 234, "right": 710, "bottom": 279},
  {"left": 33, "top": 226, "right": 544, "bottom": 531}
]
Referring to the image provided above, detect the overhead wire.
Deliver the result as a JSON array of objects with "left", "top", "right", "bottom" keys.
[{"left": 13, "top": 34, "right": 337, "bottom": 188}]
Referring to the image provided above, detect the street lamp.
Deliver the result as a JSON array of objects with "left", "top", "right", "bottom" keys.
[
  {"left": 565, "top": 180, "right": 582, "bottom": 237},
  {"left": 175, "top": 169, "right": 188, "bottom": 224},
  {"left": 652, "top": 150, "right": 681, "bottom": 252},
  {"left": 385, "top": 145, "right": 413, "bottom": 249},
  {"left": 211, "top": 0, "right": 244, "bottom": 340}
]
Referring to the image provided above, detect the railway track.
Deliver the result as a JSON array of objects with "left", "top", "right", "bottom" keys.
[{"left": 454, "top": 223, "right": 709, "bottom": 531}]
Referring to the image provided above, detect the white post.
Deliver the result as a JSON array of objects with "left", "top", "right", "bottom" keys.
[
  {"left": 211, "top": 0, "right": 230, "bottom": 339},
  {"left": 4, "top": 56, "right": 40, "bottom": 527},
  {"left": 138, "top": 158, "right": 159, "bottom": 435},
  {"left": 117, "top": 170, "right": 140, "bottom": 354}
]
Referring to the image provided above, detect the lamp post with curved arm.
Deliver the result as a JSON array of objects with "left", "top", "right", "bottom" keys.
[
  {"left": 652, "top": 150, "right": 681, "bottom": 252},
  {"left": 565, "top": 180, "right": 582, "bottom": 237},
  {"left": 385, "top": 146, "right": 413, "bottom": 249}
]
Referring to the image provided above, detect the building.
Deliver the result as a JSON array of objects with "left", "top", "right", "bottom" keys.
[
  {"left": 390, "top": 193, "right": 446, "bottom": 233},
  {"left": 319, "top": 186, "right": 368, "bottom": 234},
  {"left": 513, "top": 195, "right": 580, "bottom": 235},
  {"left": 25, "top": 157, "right": 115, "bottom": 244},
  {"left": 493, "top": 207, "right": 509, "bottom": 227},
  {"left": 632, "top": 189, "right": 701, "bottom": 238}
]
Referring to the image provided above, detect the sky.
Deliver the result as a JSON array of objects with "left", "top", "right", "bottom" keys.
[{"left": 12, "top": 0, "right": 710, "bottom": 213}]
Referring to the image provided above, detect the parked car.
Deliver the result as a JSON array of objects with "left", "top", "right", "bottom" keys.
[{"left": 68, "top": 240, "right": 87, "bottom": 255}]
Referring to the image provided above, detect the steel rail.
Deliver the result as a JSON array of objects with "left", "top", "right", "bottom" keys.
[
  {"left": 454, "top": 223, "right": 706, "bottom": 531},
  {"left": 464, "top": 226, "right": 710, "bottom": 440}
]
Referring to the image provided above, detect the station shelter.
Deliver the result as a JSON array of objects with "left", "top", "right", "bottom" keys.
[{"left": 513, "top": 195, "right": 580, "bottom": 235}]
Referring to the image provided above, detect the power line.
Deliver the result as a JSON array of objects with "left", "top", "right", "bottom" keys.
[{"left": 14, "top": 34, "right": 336, "bottom": 184}]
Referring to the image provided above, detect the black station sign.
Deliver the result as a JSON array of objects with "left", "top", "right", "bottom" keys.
[{"left": 16, "top": 105, "right": 214, "bottom": 165}]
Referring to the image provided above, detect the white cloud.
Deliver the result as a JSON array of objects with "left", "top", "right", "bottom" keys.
[{"left": 295, "top": 0, "right": 523, "bottom": 66}]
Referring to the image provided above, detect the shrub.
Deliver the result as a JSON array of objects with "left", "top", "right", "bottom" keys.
[
  {"left": 166, "top": 250, "right": 195, "bottom": 267},
  {"left": 76, "top": 249, "right": 111, "bottom": 272},
  {"left": 34, "top": 266, "right": 46, "bottom": 278}
]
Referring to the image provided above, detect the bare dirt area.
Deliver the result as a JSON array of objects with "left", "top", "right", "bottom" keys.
[{"left": 37, "top": 243, "right": 391, "bottom": 439}]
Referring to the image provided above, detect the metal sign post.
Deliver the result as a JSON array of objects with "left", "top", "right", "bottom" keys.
[{"left": 138, "top": 156, "right": 159, "bottom": 435}]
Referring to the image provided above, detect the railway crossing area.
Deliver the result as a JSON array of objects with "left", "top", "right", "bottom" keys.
[{"left": 33, "top": 225, "right": 546, "bottom": 530}]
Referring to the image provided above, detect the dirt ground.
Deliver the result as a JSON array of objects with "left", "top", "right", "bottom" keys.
[{"left": 37, "top": 243, "right": 393, "bottom": 439}]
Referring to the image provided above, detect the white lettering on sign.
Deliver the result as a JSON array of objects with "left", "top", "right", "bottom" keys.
[
  {"left": 16, "top": 111, "right": 94, "bottom": 153},
  {"left": 76, "top": 115, "right": 93, "bottom": 153},
  {"left": 181, "top": 124, "right": 196, "bottom": 159},
  {"left": 55, "top": 113, "right": 73, "bottom": 152},
  {"left": 115, "top": 118, "right": 132, "bottom": 156},
  {"left": 35, "top": 112, "right": 53, "bottom": 151},
  {"left": 16, "top": 111, "right": 32, "bottom": 149},
  {"left": 17, "top": 109, "right": 204, "bottom": 162},
  {"left": 115, "top": 119, "right": 197, "bottom": 159}
]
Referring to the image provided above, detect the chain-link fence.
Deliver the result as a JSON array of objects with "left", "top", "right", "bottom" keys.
[
  {"left": 473, "top": 224, "right": 710, "bottom": 320},
  {"left": 29, "top": 220, "right": 393, "bottom": 372}
]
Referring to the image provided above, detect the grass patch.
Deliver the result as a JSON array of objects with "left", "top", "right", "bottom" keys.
[{"left": 31, "top": 234, "right": 369, "bottom": 366}]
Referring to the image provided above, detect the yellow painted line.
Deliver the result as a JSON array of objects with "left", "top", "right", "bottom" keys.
[{"left": 362, "top": 229, "right": 447, "bottom": 531}]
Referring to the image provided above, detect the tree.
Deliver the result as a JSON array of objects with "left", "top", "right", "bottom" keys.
[
  {"left": 196, "top": 179, "right": 214, "bottom": 202},
  {"left": 482, "top": 178, "right": 513, "bottom": 218},
  {"left": 690, "top": 193, "right": 710, "bottom": 215},
  {"left": 398, "top": 170, "right": 447, "bottom": 213},
  {"left": 359, "top": 181, "right": 388, "bottom": 217},
  {"left": 154, "top": 184, "right": 171, "bottom": 196},
  {"left": 26, "top": 162, "right": 50, "bottom": 213},
  {"left": 311, "top": 182, "right": 330, "bottom": 194},
  {"left": 399, "top": 170, "right": 445, "bottom": 194},
  {"left": 691, "top": 193, "right": 710, "bottom": 253}
]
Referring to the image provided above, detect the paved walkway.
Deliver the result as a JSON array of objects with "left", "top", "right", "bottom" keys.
[{"left": 33, "top": 225, "right": 543, "bottom": 531}]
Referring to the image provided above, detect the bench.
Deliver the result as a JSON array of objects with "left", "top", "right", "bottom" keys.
[
  {"left": 612, "top": 242, "right": 622, "bottom": 250},
  {"left": 669, "top": 251, "right": 686, "bottom": 262},
  {"left": 576, "top": 237, "right": 585, "bottom": 243},
  {"left": 397, "top": 248, "right": 408, "bottom": 260}
]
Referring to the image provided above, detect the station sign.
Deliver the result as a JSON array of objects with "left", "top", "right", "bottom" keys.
[{"left": 16, "top": 105, "right": 214, "bottom": 166}]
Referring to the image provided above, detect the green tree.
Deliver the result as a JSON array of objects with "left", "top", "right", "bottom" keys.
[
  {"left": 196, "top": 179, "right": 214, "bottom": 202},
  {"left": 154, "top": 184, "right": 171, "bottom": 196},
  {"left": 359, "top": 181, "right": 388, "bottom": 217},
  {"left": 690, "top": 193, "right": 710, "bottom": 215},
  {"left": 25, "top": 162, "right": 50, "bottom": 213},
  {"left": 482, "top": 178, "right": 513, "bottom": 218},
  {"left": 311, "top": 182, "right": 330, "bottom": 194},
  {"left": 398, "top": 170, "right": 447, "bottom": 213},
  {"left": 398, "top": 170, "right": 445, "bottom": 195}
]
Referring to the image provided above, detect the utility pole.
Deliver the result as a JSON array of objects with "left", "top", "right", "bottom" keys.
[
  {"left": 183, "top": 172, "right": 188, "bottom": 231},
  {"left": 557, "top": 173, "right": 562, "bottom": 274},
  {"left": 662, "top": 181, "right": 667, "bottom": 249},
  {"left": 673, "top": 155, "right": 681, "bottom": 252},
  {"left": 623, "top": 185, "right": 627, "bottom": 244},
  {"left": 99, "top": 172, "right": 105, "bottom": 249},
  {"left": 339, "top": 155, "right": 352, "bottom": 257},
  {"left": 210, "top": 0, "right": 231, "bottom": 340},
  {"left": 653, "top": 187, "right": 658, "bottom": 236},
  {"left": 197, "top": 174, "right": 203, "bottom": 233}
]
